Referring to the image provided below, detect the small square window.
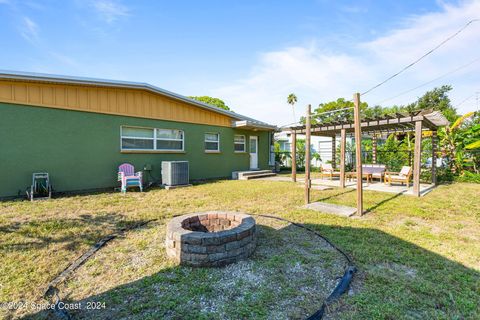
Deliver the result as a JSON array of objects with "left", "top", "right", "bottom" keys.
[{"left": 234, "top": 135, "right": 246, "bottom": 152}]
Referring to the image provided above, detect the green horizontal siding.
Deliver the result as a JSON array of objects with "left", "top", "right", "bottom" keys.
[{"left": 0, "top": 102, "right": 271, "bottom": 198}]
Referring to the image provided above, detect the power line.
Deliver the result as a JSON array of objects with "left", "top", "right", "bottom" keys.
[
  {"left": 360, "top": 19, "right": 479, "bottom": 97},
  {"left": 476, "top": 91, "right": 479, "bottom": 111},
  {"left": 279, "top": 107, "right": 354, "bottom": 128},
  {"left": 311, "top": 106, "right": 354, "bottom": 116},
  {"left": 373, "top": 57, "right": 480, "bottom": 105},
  {"left": 455, "top": 93, "right": 476, "bottom": 109}
]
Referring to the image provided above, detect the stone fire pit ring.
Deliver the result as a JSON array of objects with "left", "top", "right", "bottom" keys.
[{"left": 165, "top": 211, "right": 257, "bottom": 267}]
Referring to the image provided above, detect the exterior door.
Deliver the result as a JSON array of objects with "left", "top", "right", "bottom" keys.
[{"left": 249, "top": 136, "right": 258, "bottom": 169}]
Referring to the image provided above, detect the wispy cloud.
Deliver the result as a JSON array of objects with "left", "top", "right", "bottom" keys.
[
  {"left": 340, "top": 5, "right": 368, "bottom": 14},
  {"left": 24, "top": 1, "right": 47, "bottom": 11},
  {"left": 20, "top": 16, "right": 39, "bottom": 43},
  {"left": 91, "top": 0, "right": 129, "bottom": 23},
  {"left": 48, "top": 51, "right": 80, "bottom": 68},
  {"left": 213, "top": 1, "right": 480, "bottom": 125}
]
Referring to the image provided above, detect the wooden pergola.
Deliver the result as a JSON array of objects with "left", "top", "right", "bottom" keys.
[{"left": 286, "top": 95, "right": 449, "bottom": 215}]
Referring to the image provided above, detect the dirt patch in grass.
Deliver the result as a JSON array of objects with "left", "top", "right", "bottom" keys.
[{"left": 13, "top": 216, "right": 346, "bottom": 320}]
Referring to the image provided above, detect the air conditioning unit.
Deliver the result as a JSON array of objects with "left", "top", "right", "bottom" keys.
[{"left": 161, "top": 161, "right": 189, "bottom": 186}]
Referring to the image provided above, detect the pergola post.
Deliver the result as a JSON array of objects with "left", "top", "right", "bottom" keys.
[
  {"left": 431, "top": 131, "right": 437, "bottom": 185},
  {"left": 331, "top": 136, "right": 336, "bottom": 169},
  {"left": 305, "top": 104, "right": 311, "bottom": 204},
  {"left": 291, "top": 131, "right": 297, "bottom": 182},
  {"left": 372, "top": 134, "right": 377, "bottom": 164},
  {"left": 353, "top": 93, "right": 363, "bottom": 215},
  {"left": 413, "top": 120, "right": 422, "bottom": 197},
  {"left": 340, "top": 128, "right": 346, "bottom": 188}
]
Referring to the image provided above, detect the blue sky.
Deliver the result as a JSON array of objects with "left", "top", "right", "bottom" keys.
[{"left": 1, "top": 0, "right": 479, "bottom": 124}]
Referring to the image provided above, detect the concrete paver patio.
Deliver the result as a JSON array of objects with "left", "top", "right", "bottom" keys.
[
  {"left": 256, "top": 176, "right": 435, "bottom": 197},
  {"left": 303, "top": 202, "right": 356, "bottom": 217}
]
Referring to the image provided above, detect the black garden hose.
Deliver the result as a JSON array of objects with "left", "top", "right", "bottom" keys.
[
  {"left": 306, "top": 266, "right": 357, "bottom": 320},
  {"left": 250, "top": 214, "right": 357, "bottom": 320},
  {"left": 43, "top": 219, "right": 160, "bottom": 320}
]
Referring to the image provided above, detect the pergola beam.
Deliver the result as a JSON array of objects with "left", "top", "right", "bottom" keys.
[
  {"left": 340, "top": 128, "right": 346, "bottom": 188},
  {"left": 294, "top": 122, "right": 434, "bottom": 136},
  {"left": 413, "top": 120, "right": 422, "bottom": 197},
  {"left": 291, "top": 131, "right": 297, "bottom": 182},
  {"left": 432, "top": 131, "right": 437, "bottom": 185},
  {"left": 305, "top": 104, "right": 312, "bottom": 204},
  {"left": 353, "top": 93, "right": 363, "bottom": 216},
  {"left": 331, "top": 136, "right": 336, "bottom": 169},
  {"left": 293, "top": 115, "right": 427, "bottom": 134}
]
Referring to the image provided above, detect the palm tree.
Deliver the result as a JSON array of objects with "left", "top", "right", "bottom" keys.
[{"left": 287, "top": 93, "right": 297, "bottom": 123}]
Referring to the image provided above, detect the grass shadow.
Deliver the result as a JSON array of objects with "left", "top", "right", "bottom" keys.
[
  {"left": 313, "top": 188, "right": 356, "bottom": 202},
  {"left": 0, "top": 213, "right": 155, "bottom": 251},
  {"left": 18, "top": 222, "right": 346, "bottom": 320},
  {"left": 301, "top": 223, "right": 480, "bottom": 319},
  {"left": 363, "top": 192, "right": 404, "bottom": 214},
  {"left": 16, "top": 222, "right": 480, "bottom": 320}
]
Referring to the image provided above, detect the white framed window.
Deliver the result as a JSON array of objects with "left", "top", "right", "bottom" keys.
[
  {"left": 234, "top": 135, "right": 246, "bottom": 152},
  {"left": 205, "top": 133, "right": 220, "bottom": 152},
  {"left": 121, "top": 127, "right": 154, "bottom": 150},
  {"left": 121, "top": 126, "right": 184, "bottom": 151},
  {"left": 155, "top": 128, "right": 184, "bottom": 151}
]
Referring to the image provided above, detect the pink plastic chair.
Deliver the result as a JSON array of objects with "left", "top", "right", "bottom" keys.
[{"left": 118, "top": 163, "right": 143, "bottom": 193}]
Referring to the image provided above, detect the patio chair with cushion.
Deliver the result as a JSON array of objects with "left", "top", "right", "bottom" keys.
[
  {"left": 320, "top": 163, "right": 341, "bottom": 180},
  {"left": 118, "top": 163, "right": 143, "bottom": 193},
  {"left": 385, "top": 166, "right": 412, "bottom": 187}
]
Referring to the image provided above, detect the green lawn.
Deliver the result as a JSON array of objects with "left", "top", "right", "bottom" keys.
[{"left": 1, "top": 179, "right": 479, "bottom": 319}]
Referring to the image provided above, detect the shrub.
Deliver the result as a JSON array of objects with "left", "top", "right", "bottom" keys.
[{"left": 454, "top": 171, "right": 480, "bottom": 183}]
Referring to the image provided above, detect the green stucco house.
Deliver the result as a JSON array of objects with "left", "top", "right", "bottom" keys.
[{"left": 0, "top": 71, "right": 276, "bottom": 199}]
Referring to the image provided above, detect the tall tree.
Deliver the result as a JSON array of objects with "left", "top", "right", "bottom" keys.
[
  {"left": 287, "top": 93, "right": 298, "bottom": 123},
  {"left": 188, "top": 96, "right": 231, "bottom": 111},
  {"left": 375, "top": 85, "right": 458, "bottom": 122},
  {"left": 414, "top": 85, "right": 457, "bottom": 122}
]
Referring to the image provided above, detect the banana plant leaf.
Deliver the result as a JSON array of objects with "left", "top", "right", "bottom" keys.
[{"left": 465, "top": 140, "right": 480, "bottom": 150}]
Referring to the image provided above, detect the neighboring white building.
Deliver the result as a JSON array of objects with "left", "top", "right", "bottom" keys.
[{"left": 274, "top": 131, "right": 336, "bottom": 167}]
